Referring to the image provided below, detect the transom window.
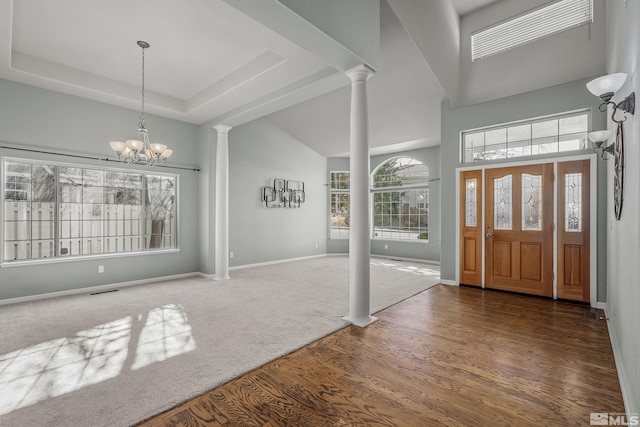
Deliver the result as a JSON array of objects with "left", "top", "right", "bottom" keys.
[
  {"left": 372, "top": 157, "right": 429, "bottom": 241},
  {"left": 472, "top": 0, "right": 593, "bottom": 61},
  {"left": 2, "top": 158, "right": 177, "bottom": 263},
  {"left": 462, "top": 111, "right": 590, "bottom": 163}
]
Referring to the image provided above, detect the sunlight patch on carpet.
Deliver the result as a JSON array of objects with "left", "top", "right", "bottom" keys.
[
  {"left": 0, "top": 304, "right": 195, "bottom": 415},
  {"left": 132, "top": 304, "right": 196, "bottom": 370},
  {"left": 371, "top": 259, "right": 439, "bottom": 277}
]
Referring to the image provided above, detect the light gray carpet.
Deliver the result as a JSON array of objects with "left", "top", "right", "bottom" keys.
[{"left": 0, "top": 256, "right": 440, "bottom": 427}]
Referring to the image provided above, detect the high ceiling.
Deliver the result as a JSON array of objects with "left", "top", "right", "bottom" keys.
[{"left": 0, "top": 0, "right": 542, "bottom": 157}]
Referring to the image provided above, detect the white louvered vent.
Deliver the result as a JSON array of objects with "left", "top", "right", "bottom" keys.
[{"left": 471, "top": 0, "right": 593, "bottom": 61}]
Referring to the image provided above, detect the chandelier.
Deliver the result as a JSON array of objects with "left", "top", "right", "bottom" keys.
[{"left": 109, "top": 41, "right": 173, "bottom": 165}]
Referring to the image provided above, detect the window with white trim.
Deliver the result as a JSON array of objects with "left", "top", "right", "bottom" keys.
[
  {"left": 472, "top": 0, "right": 593, "bottom": 61},
  {"left": 372, "top": 157, "right": 429, "bottom": 241},
  {"left": 2, "top": 158, "right": 177, "bottom": 263},
  {"left": 461, "top": 111, "right": 590, "bottom": 163},
  {"left": 329, "top": 171, "right": 350, "bottom": 239}
]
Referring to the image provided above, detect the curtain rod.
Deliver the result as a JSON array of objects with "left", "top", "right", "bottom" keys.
[{"left": 0, "top": 144, "right": 200, "bottom": 172}]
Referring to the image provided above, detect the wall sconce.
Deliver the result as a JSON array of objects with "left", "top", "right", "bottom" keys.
[
  {"left": 588, "top": 123, "right": 625, "bottom": 220},
  {"left": 587, "top": 130, "right": 613, "bottom": 159},
  {"left": 586, "top": 73, "right": 632, "bottom": 220},
  {"left": 261, "top": 179, "right": 305, "bottom": 208},
  {"left": 586, "top": 72, "right": 635, "bottom": 123}
]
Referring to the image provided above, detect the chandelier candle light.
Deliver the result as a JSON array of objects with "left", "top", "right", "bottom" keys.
[{"left": 109, "top": 41, "right": 173, "bottom": 165}]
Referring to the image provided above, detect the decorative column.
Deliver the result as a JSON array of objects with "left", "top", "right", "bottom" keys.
[
  {"left": 214, "top": 124, "right": 232, "bottom": 280},
  {"left": 343, "top": 65, "right": 377, "bottom": 327}
]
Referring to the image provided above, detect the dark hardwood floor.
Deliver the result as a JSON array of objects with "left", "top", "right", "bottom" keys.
[{"left": 139, "top": 285, "right": 624, "bottom": 426}]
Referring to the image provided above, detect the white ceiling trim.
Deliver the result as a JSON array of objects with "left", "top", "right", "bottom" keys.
[{"left": 0, "top": 0, "right": 357, "bottom": 126}]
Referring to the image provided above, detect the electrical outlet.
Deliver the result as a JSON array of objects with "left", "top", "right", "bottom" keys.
[
  {"left": 229, "top": 251, "right": 234, "bottom": 259},
  {"left": 384, "top": 244, "right": 388, "bottom": 250},
  {"left": 315, "top": 243, "right": 318, "bottom": 249},
  {"left": 98, "top": 265, "right": 104, "bottom": 273}
]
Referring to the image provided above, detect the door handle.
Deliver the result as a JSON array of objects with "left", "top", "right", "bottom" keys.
[{"left": 486, "top": 233, "right": 493, "bottom": 238}]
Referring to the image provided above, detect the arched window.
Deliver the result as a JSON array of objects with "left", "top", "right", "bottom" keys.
[{"left": 371, "top": 157, "right": 429, "bottom": 241}]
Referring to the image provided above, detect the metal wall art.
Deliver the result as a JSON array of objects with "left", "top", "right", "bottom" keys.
[{"left": 262, "top": 179, "right": 305, "bottom": 208}]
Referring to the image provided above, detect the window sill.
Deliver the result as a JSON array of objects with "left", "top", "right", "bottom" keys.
[
  {"left": 0, "top": 248, "right": 181, "bottom": 268},
  {"left": 373, "top": 238, "right": 430, "bottom": 244},
  {"left": 330, "top": 237, "right": 430, "bottom": 243}
]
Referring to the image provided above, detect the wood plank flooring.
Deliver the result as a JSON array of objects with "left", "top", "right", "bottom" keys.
[{"left": 138, "top": 285, "right": 624, "bottom": 426}]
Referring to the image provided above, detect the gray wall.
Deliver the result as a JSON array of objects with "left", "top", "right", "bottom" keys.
[
  {"left": 0, "top": 78, "right": 201, "bottom": 300},
  {"left": 327, "top": 145, "right": 441, "bottom": 263},
  {"left": 440, "top": 77, "right": 607, "bottom": 301},
  {"left": 227, "top": 119, "right": 327, "bottom": 267},
  {"left": 459, "top": 0, "right": 605, "bottom": 107},
  {"left": 604, "top": 0, "right": 640, "bottom": 414}
]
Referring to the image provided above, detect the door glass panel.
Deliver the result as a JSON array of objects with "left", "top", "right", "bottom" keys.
[
  {"left": 522, "top": 174, "right": 542, "bottom": 231},
  {"left": 465, "top": 178, "right": 477, "bottom": 227},
  {"left": 494, "top": 175, "right": 512, "bottom": 230},
  {"left": 565, "top": 173, "right": 582, "bottom": 232}
]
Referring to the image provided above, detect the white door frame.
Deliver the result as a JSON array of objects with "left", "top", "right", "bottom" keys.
[{"left": 455, "top": 153, "right": 598, "bottom": 307}]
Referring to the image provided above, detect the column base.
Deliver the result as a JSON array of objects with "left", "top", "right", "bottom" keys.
[
  {"left": 342, "top": 315, "right": 379, "bottom": 328},
  {"left": 214, "top": 274, "right": 231, "bottom": 281}
]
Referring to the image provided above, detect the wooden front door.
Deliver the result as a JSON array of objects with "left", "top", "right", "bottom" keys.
[
  {"left": 557, "top": 160, "right": 590, "bottom": 302},
  {"left": 460, "top": 170, "right": 483, "bottom": 287},
  {"left": 484, "top": 164, "right": 554, "bottom": 297}
]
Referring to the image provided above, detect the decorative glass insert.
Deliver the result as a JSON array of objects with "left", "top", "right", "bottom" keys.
[
  {"left": 494, "top": 175, "right": 512, "bottom": 230},
  {"left": 565, "top": 173, "right": 582, "bottom": 232},
  {"left": 462, "top": 111, "right": 589, "bottom": 163},
  {"left": 465, "top": 178, "right": 477, "bottom": 227},
  {"left": 522, "top": 174, "right": 542, "bottom": 231},
  {"left": 3, "top": 159, "right": 177, "bottom": 263}
]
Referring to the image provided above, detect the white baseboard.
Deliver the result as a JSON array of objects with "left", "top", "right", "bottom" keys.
[
  {"left": 603, "top": 306, "right": 637, "bottom": 418},
  {"left": 594, "top": 301, "right": 607, "bottom": 310},
  {"left": 229, "top": 254, "right": 327, "bottom": 271},
  {"left": 228, "top": 253, "right": 440, "bottom": 272},
  {"left": 369, "top": 254, "right": 440, "bottom": 266},
  {"left": 439, "top": 279, "right": 458, "bottom": 286},
  {"left": 0, "top": 272, "right": 201, "bottom": 306},
  {"left": 326, "top": 252, "right": 440, "bottom": 266}
]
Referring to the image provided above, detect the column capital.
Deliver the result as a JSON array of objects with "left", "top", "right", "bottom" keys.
[
  {"left": 346, "top": 64, "right": 375, "bottom": 83},
  {"left": 213, "top": 124, "right": 232, "bottom": 134}
]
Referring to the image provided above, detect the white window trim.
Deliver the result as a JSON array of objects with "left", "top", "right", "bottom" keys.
[
  {"left": 329, "top": 171, "right": 350, "bottom": 240},
  {"left": 460, "top": 109, "right": 592, "bottom": 164},
  {"left": 1, "top": 156, "right": 179, "bottom": 266},
  {"left": 371, "top": 157, "right": 430, "bottom": 243}
]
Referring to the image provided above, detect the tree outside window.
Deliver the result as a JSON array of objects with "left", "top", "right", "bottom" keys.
[{"left": 2, "top": 159, "right": 177, "bottom": 263}]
